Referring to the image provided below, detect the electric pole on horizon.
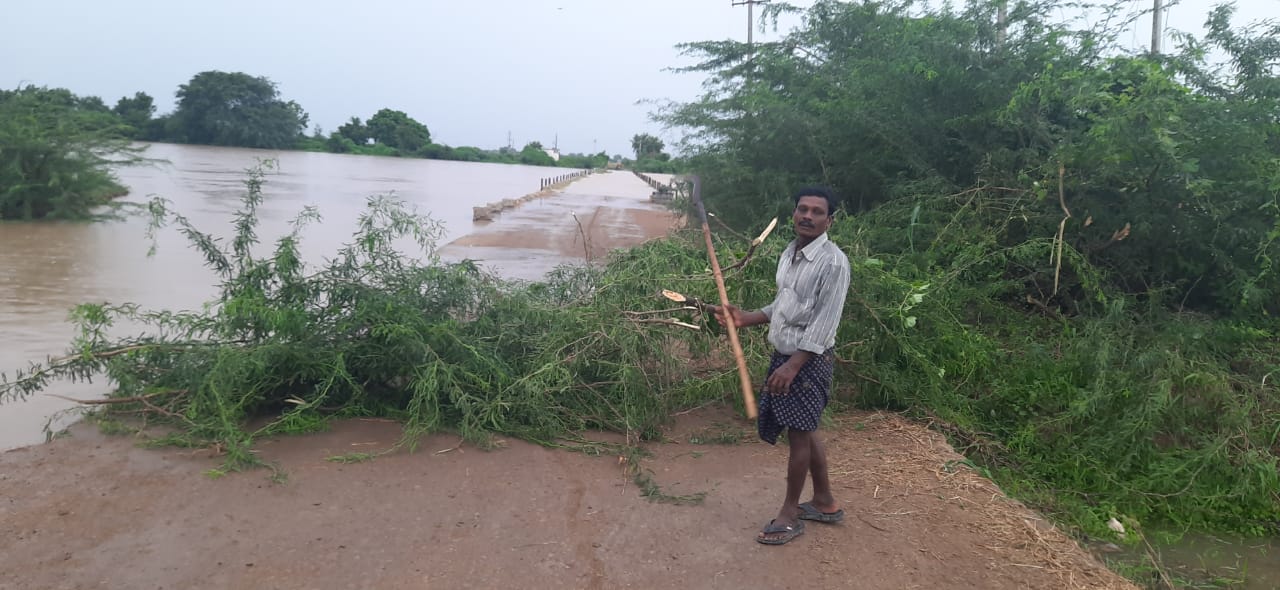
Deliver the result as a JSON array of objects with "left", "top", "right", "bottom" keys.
[
  {"left": 996, "top": 0, "right": 1007, "bottom": 46},
  {"left": 1151, "top": 0, "right": 1164, "bottom": 54},
  {"left": 732, "top": 0, "right": 769, "bottom": 50}
]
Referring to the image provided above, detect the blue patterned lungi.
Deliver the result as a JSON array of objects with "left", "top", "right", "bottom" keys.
[{"left": 757, "top": 349, "right": 834, "bottom": 445}]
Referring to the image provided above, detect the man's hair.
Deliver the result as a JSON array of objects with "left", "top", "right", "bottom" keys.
[{"left": 793, "top": 186, "right": 839, "bottom": 215}]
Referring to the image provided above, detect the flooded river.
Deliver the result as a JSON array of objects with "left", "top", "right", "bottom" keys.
[{"left": 0, "top": 143, "right": 665, "bottom": 450}]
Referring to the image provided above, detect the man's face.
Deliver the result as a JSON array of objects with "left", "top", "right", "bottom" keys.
[{"left": 792, "top": 195, "right": 832, "bottom": 240}]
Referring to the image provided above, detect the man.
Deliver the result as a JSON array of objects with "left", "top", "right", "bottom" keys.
[{"left": 709, "top": 186, "right": 851, "bottom": 545}]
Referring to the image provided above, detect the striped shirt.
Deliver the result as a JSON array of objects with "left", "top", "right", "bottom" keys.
[{"left": 759, "top": 233, "right": 851, "bottom": 356}]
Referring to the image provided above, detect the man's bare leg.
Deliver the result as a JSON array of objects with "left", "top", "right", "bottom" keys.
[
  {"left": 805, "top": 433, "right": 840, "bottom": 513},
  {"left": 758, "top": 429, "right": 812, "bottom": 543}
]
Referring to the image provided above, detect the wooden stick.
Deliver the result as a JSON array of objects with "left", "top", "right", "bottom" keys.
[
  {"left": 690, "top": 176, "right": 758, "bottom": 419},
  {"left": 1052, "top": 162, "right": 1070, "bottom": 296}
]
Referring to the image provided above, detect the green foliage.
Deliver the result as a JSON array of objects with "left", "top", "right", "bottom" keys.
[
  {"left": 632, "top": 157, "right": 685, "bottom": 174},
  {"left": 336, "top": 116, "right": 370, "bottom": 146},
  {"left": 0, "top": 165, "right": 732, "bottom": 470},
  {"left": 555, "top": 151, "right": 609, "bottom": 169},
  {"left": 112, "top": 92, "right": 155, "bottom": 138},
  {"left": 519, "top": 141, "right": 555, "bottom": 166},
  {"left": 295, "top": 135, "right": 328, "bottom": 153},
  {"left": 666, "top": 0, "right": 1280, "bottom": 318},
  {"left": 171, "top": 71, "right": 308, "bottom": 149},
  {"left": 825, "top": 194, "right": 1280, "bottom": 536},
  {"left": 630, "top": 133, "right": 665, "bottom": 160},
  {"left": 0, "top": 86, "right": 141, "bottom": 220},
  {"left": 447, "top": 146, "right": 486, "bottom": 162},
  {"left": 1005, "top": 53, "right": 1280, "bottom": 315},
  {"left": 367, "top": 108, "right": 431, "bottom": 153},
  {"left": 657, "top": 0, "right": 1280, "bottom": 537}
]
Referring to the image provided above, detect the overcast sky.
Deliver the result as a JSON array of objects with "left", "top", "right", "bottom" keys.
[{"left": 2, "top": 0, "right": 1271, "bottom": 157}]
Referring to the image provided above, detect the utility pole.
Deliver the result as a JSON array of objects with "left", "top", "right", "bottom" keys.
[
  {"left": 731, "top": 0, "right": 769, "bottom": 50},
  {"left": 1151, "top": 0, "right": 1163, "bottom": 54},
  {"left": 996, "top": 0, "right": 1007, "bottom": 46}
]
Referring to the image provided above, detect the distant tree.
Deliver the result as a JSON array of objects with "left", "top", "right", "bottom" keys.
[
  {"left": 77, "top": 95, "right": 111, "bottom": 113},
  {"left": 555, "top": 151, "right": 609, "bottom": 169},
  {"left": 288, "top": 101, "right": 309, "bottom": 136},
  {"left": 418, "top": 143, "right": 450, "bottom": 159},
  {"left": 519, "top": 141, "right": 555, "bottom": 166},
  {"left": 170, "top": 71, "right": 307, "bottom": 149},
  {"left": 336, "top": 116, "right": 370, "bottom": 145},
  {"left": 113, "top": 92, "right": 155, "bottom": 137},
  {"left": 451, "top": 146, "right": 483, "bottom": 162},
  {"left": 145, "top": 113, "right": 177, "bottom": 142},
  {"left": 5, "top": 87, "right": 75, "bottom": 108},
  {"left": 366, "top": 109, "right": 430, "bottom": 152},
  {"left": 630, "top": 133, "right": 664, "bottom": 160},
  {"left": 325, "top": 132, "right": 357, "bottom": 153}
]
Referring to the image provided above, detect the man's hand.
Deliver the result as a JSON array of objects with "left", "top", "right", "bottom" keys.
[
  {"left": 706, "top": 304, "right": 769, "bottom": 329},
  {"left": 766, "top": 361, "right": 800, "bottom": 394},
  {"left": 707, "top": 303, "right": 746, "bottom": 329},
  {"left": 766, "top": 352, "right": 813, "bottom": 395}
]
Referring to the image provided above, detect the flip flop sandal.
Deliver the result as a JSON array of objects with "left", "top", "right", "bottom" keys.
[
  {"left": 798, "top": 502, "right": 845, "bottom": 523},
  {"left": 756, "top": 519, "right": 805, "bottom": 545}
]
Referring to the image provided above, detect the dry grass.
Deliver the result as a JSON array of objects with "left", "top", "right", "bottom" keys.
[{"left": 824, "top": 412, "right": 1140, "bottom": 590}]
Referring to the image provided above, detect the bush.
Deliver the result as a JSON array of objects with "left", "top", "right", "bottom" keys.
[
  {"left": 660, "top": 0, "right": 1280, "bottom": 535},
  {"left": 0, "top": 86, "right": 141, "bottom": 220},
  {"left": 0, "top": 165, "right": 728, "bottom": 466}
]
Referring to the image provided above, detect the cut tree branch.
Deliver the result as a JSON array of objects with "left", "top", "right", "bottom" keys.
[{"left": 44, "top": 389, "right": 187, "bottom": 406}]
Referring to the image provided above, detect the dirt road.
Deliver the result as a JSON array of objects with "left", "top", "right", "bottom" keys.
[
  {"left": 439, "top": 171, "right": 680, "bottom": 281},
  {"left": 0, "top": 406, "right": 1135, "bottom": 590}
]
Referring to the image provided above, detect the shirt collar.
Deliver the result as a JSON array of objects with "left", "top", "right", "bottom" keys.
[{"left": 791, "top": 233, "right": 830, "bottom": 262}]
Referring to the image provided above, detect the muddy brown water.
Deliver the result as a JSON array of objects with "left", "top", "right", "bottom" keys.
[{"left": 0, "top": 143, "right": 674, "bottom": 451}]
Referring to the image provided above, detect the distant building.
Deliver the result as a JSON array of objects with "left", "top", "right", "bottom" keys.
[{"left": 543, "top": 147, "right": 560, "bottom": 162}]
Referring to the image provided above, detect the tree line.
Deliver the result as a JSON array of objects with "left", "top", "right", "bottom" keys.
[
  {"left": 1, "top": 70, "right": 687, "bottom": 220},
  {"left": 104, "top": 70, "right": 616, "bottom": 168}
]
